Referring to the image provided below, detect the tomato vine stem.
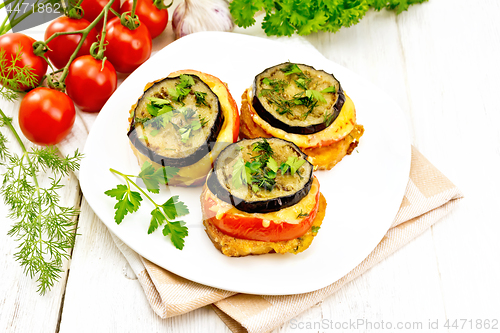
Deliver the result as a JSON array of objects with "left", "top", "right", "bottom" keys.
[{"left": 38, "top": 0, "right": 117, "bottom": 90}]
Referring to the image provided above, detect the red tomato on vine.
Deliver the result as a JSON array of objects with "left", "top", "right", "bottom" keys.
[
  {"left": 65, "top": 55, "right": 117, "bottom": 112},
  {"left": 0, "top": 33, "right": 47, "bottom": 91},
  {"left": 19, "top": 88, "right": 76, "bottom": 145},
  {"left": 81, "top": 0, "right": 121, "bottom": 29},
  {"left": 104, "top": 17, "right": 152, "bottom": 73},
  {"left": 44, "top": 16, "right": 98, "bottom": 69},
  {"left": 120, "top": 0, "right": 170, "bottom": 39}
]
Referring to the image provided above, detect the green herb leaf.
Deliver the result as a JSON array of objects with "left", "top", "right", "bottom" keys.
[
  {"left": 179, "top": 74, "right": 195, "bottom": 87},
  {"left": 229, "top": 0, "right": 425, "bottom": 37},
  {"left": 148, "top": 96, "right": 171, "bottom": 105},
  {"left": 138, "top": 161, "right": 179, "bottom": 193},
  {"left": 267, "top": 157, "right": 279, "bottom": 172},
  {"left": 321, "top": 86, "right": 336, "bottom": 93},
  {"left": 232, "top": 157, "right": 248, "bottom": 189},
  {"left": 146, "top": 103, "right": 159, "bottom": 117},
  {"left": 104, "top": 185, "right": 142, "bottom": 224},
  {"left": 162, "top": 195, "right": 190, "bottom": 220},
  {"left": 163, "top": 221, "right": 188, "bottom": 250},
  {"left": 285, "top": 156, "right": 306, "bottom": 175},
  {"left": 157, "top": 105, "right": 174, "bottom": 115},
  {"left": 107, "top": 168, "right": 189, "bottom": 250},
  {"left": 281, "top": 63, "right": 303, "bottom": 76},
  {"left": 311, "top": 226, "right": 321, "bottom": 233},
  {"left": 148, "top": 207, "right": 166, "bottom": 234},
  {"left": 279, "top": 162, "right": 290, "bottom": 174},
  {"left": 306, "top": 89, "right": 327, "bottom": 103}
]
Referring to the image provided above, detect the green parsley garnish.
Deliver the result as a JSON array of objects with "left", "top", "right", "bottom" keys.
[
  {"left": 321, "top": 86, "right": 336, "bottom": 93},
  {"left": 311, "top": 226, "right": 321, "bottom": 233},
  {"left": 231, "top": 140, "right": 307, "bottom": 192},
  {"left": 106, "top": 163, "right": 189, "bottom": 250},
  {"left": 232, "top": 157, "right": 248, "bottom": 189},
  {"left": 229, "top": 0, "right": 426, "bottom": 37},
  {"left": 281, "top": 63, "right": 303, "bottom": 76},
  {"left": 168, "top": 74, "right": 195, "bottom": 104},
  {"left": 259, "top": 64, "right": 330, "bottom": 118}
]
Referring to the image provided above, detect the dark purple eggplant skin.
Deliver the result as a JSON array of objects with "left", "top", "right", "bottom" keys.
[
  {"left": 252, "top": 63, "right": 346, "bottom": 135},
  {"left": 127, "top": 75, "right": 224, "bottom": 168},
  {"left": 206, "top": 139, "right": 314, "bottom": 214}
]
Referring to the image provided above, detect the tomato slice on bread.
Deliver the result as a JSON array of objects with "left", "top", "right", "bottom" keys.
[{"left": 201, "top": 176, "right": 321, "bottom": 242}]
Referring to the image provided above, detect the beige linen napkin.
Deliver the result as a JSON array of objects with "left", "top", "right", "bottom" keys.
[{"left": 109, "top": 146, "right": 463, "bottom": 333}]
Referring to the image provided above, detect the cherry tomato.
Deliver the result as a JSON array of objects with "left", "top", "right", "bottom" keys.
[
  {"left": 120, "top": 0, "right": 169, "bottom": 39},
  {"left": 201, "top": 178, "right": 321, "bottom": 242},
  {"left": 81, "top": 0, "right": 121, "bottom": 30},
  {"left": 0, "top": 33, "right": 47, "bottom": 91},
  {"left": 19, "top": 88, "right": 76, "bottom": 145},
  {"left": 66, "top": 55, "right": 117, "bottom": 112},
  {"left": 104, "top": 17, "right": 152, "bottom": 73},
  {"left": 44, "top": 17, "right": 98, "bottom": 69}
]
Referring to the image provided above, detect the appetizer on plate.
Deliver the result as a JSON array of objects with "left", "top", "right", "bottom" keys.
[
  {"left": 240, "top": 62, "right": 364, "bottom": 170},
  {"left": 128, "top": 70, "right": 239, "bottom": 186},
  {"left": 201, "top": 138, "right": 327, "bottom": 257}
]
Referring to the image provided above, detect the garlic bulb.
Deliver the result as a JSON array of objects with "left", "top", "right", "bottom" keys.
[{"left": 172, "top": 0, "right": 234, "bottom": 39}]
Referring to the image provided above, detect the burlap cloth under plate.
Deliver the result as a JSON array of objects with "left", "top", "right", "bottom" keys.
[{"left": 109, "top": 146, "right": 463, "bottom": 333}]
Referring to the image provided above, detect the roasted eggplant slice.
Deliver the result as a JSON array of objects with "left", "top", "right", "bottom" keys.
[
  {"left": 252, "top": 62, "right": 345, "bottom": 135},
  {"left": 207, "top": 138, "right": 313, "bottom": 213},
  {"left": 128, "top": 74, "right": 224, "bottom": 168}
]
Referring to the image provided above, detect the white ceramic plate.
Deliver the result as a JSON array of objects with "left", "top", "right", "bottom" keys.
[{"left": 80, "top": 32, "right": 411, "bottom": 295}]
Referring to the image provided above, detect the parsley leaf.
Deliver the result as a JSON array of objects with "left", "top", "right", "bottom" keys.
[
  {"left": 179, "top": 74, "right": 195, "bottom": 87},
  {"left": 306, "top": 89, "right": 327, "bottom": 103},
  {"left": 107, "top": 168, "right": 190, "bottom": 250},
  {"left": 267, "top": 157, "right": 279, "bottom": 172},
  {"left": 148, "top": 195, "right": 189, "bottom": 249},
  {"left": 104, "top": 184, "right": 142, "bottom": 224},
  {"left": 138, "top": 161, "right": 179, "bottom": 193},
  {"left": 321, "top": 86, "right": 336, "bottom": 93},
  {"left": 168, "top": 74, "right": 195, "bottom": 104},
  {"left": 146, "top": 103, "right": 159, "bottom": 117},
  {"left": 148, "top": 207, "right": 166, "bottom": 234},
  {"left": 162, "top": 195, "right": 190, "bottom": 220},
  {"left": 163, "top": 220, "right": 188, "bottom": 250},
  {"left": 148, "top": 96, "right": 171, "bottom": 105},
  {"left": 285, "top": 156, "right": 306, "bottom": 175},
  {"left": 229, "top": 0, "right": 426, "bottom": 37},
  {"left": 232, "top": 157, "right": 248, "bottom": 189},
  {"left": 281, "top": 63, "right": 303, "bottom": 76}
]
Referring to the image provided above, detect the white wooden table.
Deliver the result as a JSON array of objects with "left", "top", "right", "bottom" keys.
[{"left": 1, "top": 0, "right": 500, "bottom": 332}]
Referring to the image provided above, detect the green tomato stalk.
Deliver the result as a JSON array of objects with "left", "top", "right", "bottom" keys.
[{"left": 33, "top": 0, "right": 120, "bottom": 90}]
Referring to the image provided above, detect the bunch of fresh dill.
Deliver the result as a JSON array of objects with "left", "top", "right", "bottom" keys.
[{"left": 0, "top": 49, "right": 82, "bottom": 294}]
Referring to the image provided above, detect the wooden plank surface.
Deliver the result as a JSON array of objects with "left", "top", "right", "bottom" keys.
[{"left": 1, "top": 0, "right": 499, "bottom": 332}]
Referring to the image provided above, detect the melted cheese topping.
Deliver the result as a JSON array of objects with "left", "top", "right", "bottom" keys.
[
  {"left": 206, "top": 176, "right": 320, "bottom": 226},
  {"left": 247, "top": 88, "right": 356, "bottom": 148}
]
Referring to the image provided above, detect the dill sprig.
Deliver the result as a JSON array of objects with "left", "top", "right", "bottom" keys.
[
  {"left": 0, "top": 48, "right": 37, "bottom": 100},
  {"left": 0, "top": 111, "right": 83, "bottom": 294},
  {"left": 0, "top": 50, "right": 82, "bottom": 294}
]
